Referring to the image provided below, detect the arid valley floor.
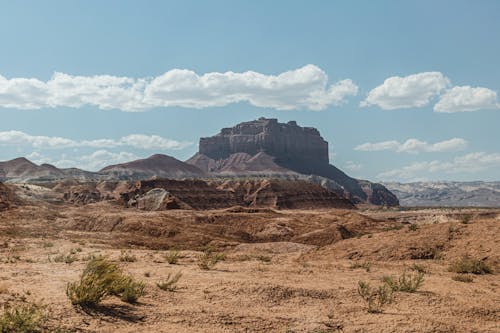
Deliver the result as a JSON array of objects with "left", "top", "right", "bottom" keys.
[{"left": 0, "top": 183, "right": 498, "bottom": 332}]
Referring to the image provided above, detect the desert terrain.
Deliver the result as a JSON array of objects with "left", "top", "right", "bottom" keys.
[{"left": 0, "top": 181, "right": 498, "bottom": 333}]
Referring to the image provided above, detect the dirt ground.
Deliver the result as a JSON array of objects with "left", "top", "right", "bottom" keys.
[{"left": 0, "top": 197, "right": 499, "bottom": 332}]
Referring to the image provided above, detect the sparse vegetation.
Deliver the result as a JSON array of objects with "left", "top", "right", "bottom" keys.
[
  {"left": 382, "top": 271, "right": 424, "bottom": 293},
  {"left": 52, "top": 253, "right": 77, "bottom": 264},
  {"left": 66, "top": 256, "right": 145, "bottom": 307},
  {"left": 357, "top": 281, "right": 393, "bottom": 313},
  {"left": 449, "top": 257, "right": 492, "bottom": 275},
  {"left": 119, "top": 250, "right": 137, "bottom": 262},
  {"left": 157, "top": 272, "right": 182, "bottom": 291},
  {"left": 198, "top": 251, "right": 225, "bottom": 270},
  {"left": 459, "top": 214, "right": 472, "bottom": 224},
  {"left": 350, "top": 261, "right": 371, "bottom": 272},
  {"left": 452, "top": 274, "right": 474, "bottom": 283},
  {"left": 0, "top": 303, "right": 45, "bottom": 333},
  {"left": 411, "top": 263, "right": 427, "bottom": 274},
  {"left": 164, "top": 250, "right": 180, "bottom": 264},
  {"left": 408, "top": 224, "right": 419, "bottom": 232}
]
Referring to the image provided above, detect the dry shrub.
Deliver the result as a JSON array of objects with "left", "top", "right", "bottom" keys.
[
  {"left": 452, "top": 274, "right": 474, "bottom": 283},
  {"left": 449, "top": 257, "right": 492, "bottom": 275},
  {"left": 357, "top": 281, "right": 393, "bottom": 313},
  {"left": 198, "top": 251, "right": 225, "bottom": 270},
  {"left": 157, "top": 272, "right": 182, "bottom": 292},
  {"left": 382, "top": 271, "right": 424, "bottom": 293},
  {"left": 66, "top": 256, "right": 144, "bottom": 307},
  {"left": 0, "top": 303, "right": 45, "bottom": 333},
  {"left": 119, "top": 250, "right": 137, "bottom": 263},
  {"left": 164, "top": 250, "right": 180, "bottom": 264}
]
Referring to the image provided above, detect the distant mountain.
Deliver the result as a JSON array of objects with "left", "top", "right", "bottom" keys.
[
  {"left": 100, "top": 154, "right": 205, "bottom": 179},
  {"left": 186, "top": 118, "right": 399, "bottom": 206},
  {"left": 383, "top": 181, "right": 500, "bottom": 207},
  {"left": 0, "top": 157, "right": 64, "bottom": 181}
]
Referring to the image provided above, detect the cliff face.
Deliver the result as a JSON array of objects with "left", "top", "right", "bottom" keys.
[
  {"left": 189, "top": 118, "right": 399, "bottom": 206},
  {"left": 200, "top": 118, "right": 329, "bottom": 164}
]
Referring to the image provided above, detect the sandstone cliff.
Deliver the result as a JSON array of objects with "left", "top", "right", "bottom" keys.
[{"left": 187, "top": 118, "right": 398, "bottom": 206}]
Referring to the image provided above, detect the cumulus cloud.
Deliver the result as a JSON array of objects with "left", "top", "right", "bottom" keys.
[
  {"left": 377, "top": 152, "right": 500, "bottom": 181},
  {"left": 0, "top": 131, "right": 190, "bottom": 150},
  {"left": 434, "top": 86, "right": 500, "bottom": 112},
  {"left": 344, "top": 161, "right": 362, "bottom": 171},
  {"left": 355, "top": 138, "right": 467, "bottom": 154},
  {"left": 0, "top": 65, "right": 358, "bottom": 111},
  {"left": 361, "top": 72, "right": 450, "bottom": 110}
]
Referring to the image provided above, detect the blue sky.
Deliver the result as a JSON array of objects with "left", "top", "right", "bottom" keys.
[{"left": 1, "top": 0, "right": 499, "bottom": 182}]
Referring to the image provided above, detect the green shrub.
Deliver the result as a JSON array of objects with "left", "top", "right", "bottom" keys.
[
  {"left": 382, "top": 271, "right": 424, "bottom": 293},
  {"left": 157, "top": 272, "right": 182, "bottom": 292},
  {"left": 408, "top": 224, "right": 419, "bottom": 232},
  {"left": 357, "top": 281, "right": 393, "bottom": 313},
  {"left": 164, "top": 250, "right": 180, "bottom": 264},
  {"left": 198, "top": 251, "right": 225, "bottom": 270},
  {"left": 0, "top": 303, "right": 44, "bottom": 333},
  {"left": 397, "top": 271, "right": 424, "bottom": 292},
  {"left": 449, "top": 257, "right": 492, "bottom": 275},
  {"left": 66, "top": 256, "right": 144, "bottom": 307}
]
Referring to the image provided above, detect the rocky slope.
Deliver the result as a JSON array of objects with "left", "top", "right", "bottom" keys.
[
  {"left": 187, "top": 118, "right": 398, "bottom": 206},
  {"left": 99, "top": 154, "right": 205, "bottom": 179},
  {"left": 0, "top": 157, "right": 96, "bottom": 182},
  {"left": 0, "top": 182, "right": 19, "bottom": 210},
  {"left": 119, "top": 178, "right": 354, "bottom": 210},
  {"left": 384, "top": 181, "right": 500, "bottom": 207}
]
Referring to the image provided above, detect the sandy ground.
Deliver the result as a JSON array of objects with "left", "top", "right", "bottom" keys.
[{"left": 0, "top": 201, "right": 499, "bottom": 332}]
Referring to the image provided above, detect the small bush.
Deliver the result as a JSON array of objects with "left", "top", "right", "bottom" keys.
[
  {"left": 157, "top": 272, "right": 182, "bottom": 292},
  {"left": 382, "top": 271, "right": 424, "bottom": 293},
  {"left": 350, "top": 261, "right": 372, "bottom": 272},
  {"left": 357, "top": 281, "right": 393, "bottom": 313},
  {"left": 52, "top": 253, "right": 77, "bottom": 264},
  {"left": 0, "top": 303, "right": 45, "bottom": 333},
  {"left": 117, "top": 279, "right": 145, "bottom": 304},
  {"left": 119, "top": 250, "right": 137, "bottom": 263},
  {"left": 66, "top": 256, "right": 144, "bottom": 307},
  {"left": 459, "top": 214, "right": 472, "bottom": 224},
  {"left": 408, "top": 224, "right": 419, "bottom": 232},
  {"left": 198, "top": 251, "right": 225, "bottom": 270},
  {"left": 397, "top": 271, "right": 424, "bottom": 292},
  {"left": 411, "top": 263, "right": 427, "bottom": 274},
  {"left": 449, "top": 257, "right": 492, "bottom": 274},
  {"left": 452, "top": 274, "right": 474, "bottom": 283},
  {"left": 164, "top": 250, "right": 180, "bottom": 264}
]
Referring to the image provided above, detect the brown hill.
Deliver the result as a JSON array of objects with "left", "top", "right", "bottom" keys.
[
  {"left": 115, "top": 178, "right": 354, "bottom": 211},
  {"left": 99, "top": 154, "right": 205, "bottom": 179},
  {"left": 0, "top": 182, "right": 19, "bottom": 210},
  {"left": 187, "top": 118, "right": 398, "bottom": 206},
  {"left": 0, "top": 157, "right": 64, "bottom": 181}
]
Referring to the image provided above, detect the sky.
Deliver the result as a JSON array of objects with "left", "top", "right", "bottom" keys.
[{"left": 1, "top": 0, "right": 499, "bottom": 182}]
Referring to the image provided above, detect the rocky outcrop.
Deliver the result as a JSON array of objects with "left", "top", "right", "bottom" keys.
[
  {"left": 0, "top": 182, "right": 18, "bottom": 211},
  {"left": 187, "top": 118, "right": 399, "bottom": 206},
  {"left": 118, "top": 178, "right": 353, "bottom": 211}
]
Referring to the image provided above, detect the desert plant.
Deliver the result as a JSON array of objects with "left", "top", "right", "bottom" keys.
[
  {"left": 157, "top": 272, "right": 183, "bottom": 292},
  {"left": 119, "top": 250, "right": 137, "bottom": 262},
  {"left": 198, "top": 251, "right": 225, "bottom": 270},
  {"left": 449, "top": 257, "right": 492, "bottom": 274},
  {"left": 350, "top": 261, "right": 372, "bottom": 272},
  {"left": 452, "top": 274, "right": 474, "bottom": 283},
  {"left": 52, "top": 253, "right": 77, "bottom": 264},
  {"left": 357, "top": 281, "right": 393, "bottom": 313},
  {"left": 459, "top": 214, "right": 472, "bottom": 224},
  {"left": 408, "top": 224, "right": 419, "bottom": 232},
  {"left": 0, "top": 303, "right": 45, "bottom": 333},
  {"left": 116, "top": 279, "right": 145, "bottom": 304},
  {"left": 164, "top": 250, "right": 180, "bottom": 264},
  {"left": 397, "top": 271, "right": 424, "bottom": 292},
  {"left": 66, "top": 256, "right": 144, "bottom": 307}
]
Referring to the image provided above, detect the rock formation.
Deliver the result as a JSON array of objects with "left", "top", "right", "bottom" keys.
[
  {"left": 100, "top": 154, "right": 205, "bottom": 180},
  {"left": 187, "top": 118, "right": 399, "bottom": 206}
]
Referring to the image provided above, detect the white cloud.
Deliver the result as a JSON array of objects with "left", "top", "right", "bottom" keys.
[
  {"left": 0, "top": 131, "right": 190, "bottom": 150},
  {"left": 344, "top": 161, "right": 362, "bottom": 171},
  {"left": 0, "top": 65, "right": 358, "bottom": 111},
  {"left": 361, "top": 72, "right": 450, "bottom": 110},
  {"left": 434, "top": 86, "right": 500, "bottom": 112},
  {"left": 28, "top": 150, "right": 140, "bottom": 171},
  {"left": 377, "top": 152, "right": 500, "bottom": 181},
  {"left": 355, "top": 138, "right": 467, "bottom": 154}
]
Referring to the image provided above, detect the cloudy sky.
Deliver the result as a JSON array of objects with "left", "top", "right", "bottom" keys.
[{"left": 1, "top": 0, "right": 499, "bottom": 182}]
